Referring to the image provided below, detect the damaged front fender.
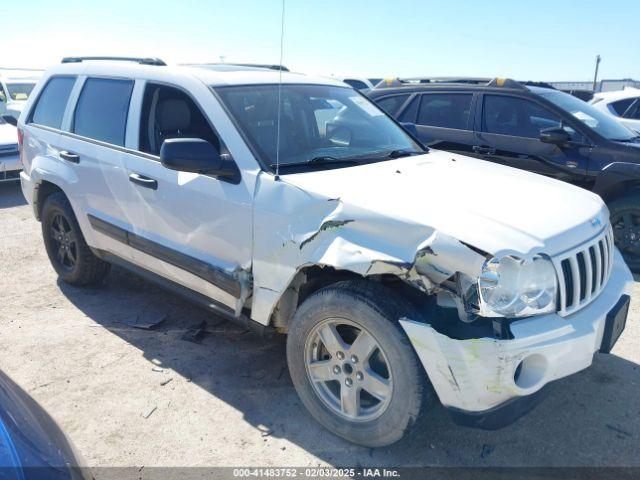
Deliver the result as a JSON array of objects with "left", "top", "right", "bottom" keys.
[{"left": 250, "top": 173, "right": 487, "bottom": 326}]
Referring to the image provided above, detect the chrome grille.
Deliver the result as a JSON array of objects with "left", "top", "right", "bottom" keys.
[{"left": 553, "top": 225, "right": 614, "bottom": 317}]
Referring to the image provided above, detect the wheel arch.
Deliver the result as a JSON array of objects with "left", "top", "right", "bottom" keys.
[
  {"left": 267, "top": 265, "right": 430, "bottom": 333},
  {"left": 34, "top": 180, "right": 68, "bottom": 221}
]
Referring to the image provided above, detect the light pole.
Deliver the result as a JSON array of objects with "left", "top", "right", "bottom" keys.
[{"left": 592, "top": 55, "right": 601, "bottom": 92}]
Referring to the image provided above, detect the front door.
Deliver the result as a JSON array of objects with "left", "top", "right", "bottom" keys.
[
  {"left": 123, "top": 81, "right": 254, "bottom": 313},
  {"left": 473, "top": 93, "right": 591, "bottom": 187}
]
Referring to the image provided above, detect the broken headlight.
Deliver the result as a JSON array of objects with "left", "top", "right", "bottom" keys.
[{"left": 477, "top": 255, "right": 557, "bottom": 317}]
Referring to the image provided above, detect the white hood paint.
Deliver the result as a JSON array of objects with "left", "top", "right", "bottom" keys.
[
  {"left": 282, "top": 151, "right": 608, "bottom": 257},
  {"left": 249, "top": 149, "right": 609, "bottom": 325}
]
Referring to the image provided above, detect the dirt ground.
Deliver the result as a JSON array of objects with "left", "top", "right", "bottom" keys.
[{"left": 1, "top": 180, "right": 639, "bottom": 472}]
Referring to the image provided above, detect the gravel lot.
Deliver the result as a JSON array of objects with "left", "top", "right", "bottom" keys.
[{"left": 1, "top": 180, "right": 639, "bottom": 472}]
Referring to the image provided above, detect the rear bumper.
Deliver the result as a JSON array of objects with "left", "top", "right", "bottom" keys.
[
  {"left": 0, "top": 153, "right": 21, "bottom": 181},
  {"left": 400, "top": 248, "right": 633, "bottom": 419}
]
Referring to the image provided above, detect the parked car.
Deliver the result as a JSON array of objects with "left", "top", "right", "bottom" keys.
[
  {"left": 0, "top": 369, "right": 91, "bottom": 479},
  {"left": 18, "top": 58, "right": 632, "bottom": 447},
  {"left": 590, "top": 87, "right": 640, "bottom": 133},
  {"left": 0, "top": 117, "right": 20, "bottom": 182},
  {"left": 367, "top": 77, "right": 640, "bottom": 271},
  {"left": 0, "top": 69, "right": 41, "bottom": 119},
  {"left": 334, "top": 77, "right": 376, "bottom": 90}
]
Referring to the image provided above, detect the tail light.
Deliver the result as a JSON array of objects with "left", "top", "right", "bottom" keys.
[{"left": 17, "top": 128, "right": 24, "bottom": 167}]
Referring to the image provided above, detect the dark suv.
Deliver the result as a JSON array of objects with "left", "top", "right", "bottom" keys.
[{"left": 367, "top": 78, "right": 640, "bottom": 271}]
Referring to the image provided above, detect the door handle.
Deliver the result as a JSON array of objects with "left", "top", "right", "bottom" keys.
[
  {"left": 59, "top": 150, "right": 80, "bottom": 163},
  {"left": 472, "top": 145, "right": 496, "bottom": 156},
  {"left": 129, "top": 173, "right": 158, "bottom": 190}
]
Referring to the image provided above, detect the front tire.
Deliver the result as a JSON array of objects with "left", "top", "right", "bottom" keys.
[
  {"left": 609, "top": 193, "right": 640, "bottom": 272},
  {"left": 41, "top": 192, "right": 111, "bottom": 285},
  {"left": 286, "top": 280, "right": 433, "bottom": 447}
]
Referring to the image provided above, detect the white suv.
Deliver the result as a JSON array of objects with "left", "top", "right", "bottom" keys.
[
  {"left": 18, "top": 57, "right": 633, "bottom": 447},
  {"left": 590, "top": 87, "right": 640, "bottom": 133}
]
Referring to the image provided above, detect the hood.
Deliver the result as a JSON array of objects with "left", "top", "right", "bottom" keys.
[{"left": 282, "top": 150, "right": 608, "bottom": 257}]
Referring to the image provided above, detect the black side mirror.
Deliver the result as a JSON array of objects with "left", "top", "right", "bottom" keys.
[
  {"left": 400, "top": 122, "right": 418, "bottom": 137},
  {"left": 160, "top": 138, "right": 234, "bottom": 177},
  {"left": 539, "top": 127, "right": 570, "bottom": 146},
  {"left": 1, "top": 114, "right": 18, "bottom": 127}
]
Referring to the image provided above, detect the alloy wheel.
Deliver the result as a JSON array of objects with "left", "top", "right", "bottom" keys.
[{"left": 304, "top": 318, "right": 393, "bottom": 422}]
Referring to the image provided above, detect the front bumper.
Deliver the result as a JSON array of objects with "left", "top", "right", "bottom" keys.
[
  {"left": 400, "top": 248, "right": 633, "bottom": 419},
  {"left": 0, "top": 153, "right": 21, "bottom": 181}
]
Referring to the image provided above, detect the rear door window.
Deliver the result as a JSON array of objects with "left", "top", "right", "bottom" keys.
[
  {"left": 73, "top": 78, "right": 134, "bottom": 146},
  {"left": 30, "top": 76, "right": 76, "bottom": 129},
  {"left": 417, "top": 93, "right": 473, "bottom": 130},
  {"left": 482, "top": 95, "right": 562, "bottom": 138}
]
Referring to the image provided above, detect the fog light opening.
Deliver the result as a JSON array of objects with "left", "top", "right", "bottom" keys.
[{"left": 513, "top": 354, "right": 547, "bottom": 390}]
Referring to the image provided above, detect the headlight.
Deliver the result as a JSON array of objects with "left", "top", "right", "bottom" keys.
[{"left": 478, "top": 255, "right": 557, "bottom": 317}]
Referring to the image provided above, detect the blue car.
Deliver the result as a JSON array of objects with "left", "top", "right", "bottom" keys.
[{"left": 0, "top": 370, "right": 91, "bottom": 480}]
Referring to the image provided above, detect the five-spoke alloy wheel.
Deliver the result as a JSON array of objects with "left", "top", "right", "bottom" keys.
[
  {"left": 305, "top": 319, "right": 393, "bottom": 422},
  {"left": 42, "top": 192, "right": 111, "bottom": 285},
  {"left": 287, "top": 280, "right": 432, "bottom": 447}
]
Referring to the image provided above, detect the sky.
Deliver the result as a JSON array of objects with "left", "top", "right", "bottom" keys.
[{"left": 4, "top": 0, "right": 639, "bottom": 82}]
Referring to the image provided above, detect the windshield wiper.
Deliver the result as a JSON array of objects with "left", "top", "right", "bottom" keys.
[
  {"left": 270, "top": 156, "right": 360, "bottom": 169},
  {"left": 387, "top": 149, "right": 424, "bottom": 159}
]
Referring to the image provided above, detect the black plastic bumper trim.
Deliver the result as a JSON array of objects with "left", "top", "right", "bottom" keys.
[{"left": 446, "top": 384, "right": 553, "bottom": 430}]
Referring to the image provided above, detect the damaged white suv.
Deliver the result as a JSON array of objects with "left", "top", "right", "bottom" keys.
[{"left": 19, "top": 58, "right": 633, "bottom": 447}]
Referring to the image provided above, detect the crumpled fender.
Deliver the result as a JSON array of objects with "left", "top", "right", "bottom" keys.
[{"left": 249, "top": 173, "right": 486, "bottom": 325}]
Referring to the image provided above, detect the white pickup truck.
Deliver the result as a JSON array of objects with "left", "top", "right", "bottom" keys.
[{"left": 18, "top": 58, "right": 633, "bottom": 447}]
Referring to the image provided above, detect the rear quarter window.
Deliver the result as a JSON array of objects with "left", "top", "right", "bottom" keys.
[
  {"left": 29, "top": 76, "right": 76, "bottom": 129},
  {"left": 73, "top": 78, "right": 134, "bottom": 146},
  {"left": 610, "top": 98, "right": 635, "bottom": 116}
]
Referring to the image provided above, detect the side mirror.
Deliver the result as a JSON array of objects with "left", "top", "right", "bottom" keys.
[
  {"left": 539, "top": 127, "right": 570, "bottom": 146},
  {"left": 400, "top": 122, "right": 419, "bottom": 137},
  {"left": 1, "top": 114, "right": 18, "bottom": 127},
  {"left": 160, "top": 138, "right": 234, "bottom": 177},
  {"left": 0, "top": 92, "right": 5, "bottom": 103}
]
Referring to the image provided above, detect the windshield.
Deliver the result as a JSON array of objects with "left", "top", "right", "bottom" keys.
[
  {"left": 6, "top": 83, "right": 35, "bottom": 101},
  {"left": 215, "top": 84, "right": 423, "bottom": 170},
  {"left": 539, "top": 90, "right": 637, "bottom": 141}
]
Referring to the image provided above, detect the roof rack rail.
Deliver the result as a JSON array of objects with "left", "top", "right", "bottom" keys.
[
  {"left": 61, "top": 56, "right": 166, "bottom": 66},
  {"left": 183, "top": 62, "right": 289, "bottom": 72}
]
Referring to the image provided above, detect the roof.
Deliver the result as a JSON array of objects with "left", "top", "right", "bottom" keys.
[
  {"left": 0, "top": 68, "right": 42, "bottom": 82},
  {"left": 42, "top": 60, "right": 346, "bottom": 88},
  {"left": 593, "top": 87, "right": 640, "bottom": 102},
  {"left": 368, "top": 77, "right": 556, "bottom": 95}
]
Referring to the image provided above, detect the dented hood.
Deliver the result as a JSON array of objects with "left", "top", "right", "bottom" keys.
[{"left": 282, "top": 150, "right": 608, "bottom": 257}]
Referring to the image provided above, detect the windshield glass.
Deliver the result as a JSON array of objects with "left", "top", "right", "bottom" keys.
[
  {"left": 6, "top": 82, "right": 35, "bottom": 101},
  {"left": 215, "top": 84, "right": 423, "bottom": 170},
  {"left": 539, "top": 90, "right": 637, "bottom": 141}
]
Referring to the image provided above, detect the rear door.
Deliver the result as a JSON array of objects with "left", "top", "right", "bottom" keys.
[
  {"left": 57, "top": 76, "right": 138, "bottom": 261},
  {"left": 399, "top": 91, "right": 478, "bottom": 156},
  {"left": 23, "top": 76, "right": 77, "bottom": 180},
  {"left": 474, "top": 93, "right": 591, "bottom": 186}
]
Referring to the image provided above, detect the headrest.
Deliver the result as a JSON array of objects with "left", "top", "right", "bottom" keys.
[{"left": 158, "top": 99, "right": 191, "bottom": 132}]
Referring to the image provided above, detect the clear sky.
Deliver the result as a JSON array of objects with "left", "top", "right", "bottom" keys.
[{"left": 5, "top": 0, "right": 639, "bottom": 81}]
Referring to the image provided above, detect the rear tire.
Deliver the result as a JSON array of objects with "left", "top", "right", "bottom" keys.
[
  {"left": 41, "top": 192, "right": 110, "bottom": 285},
  {"left": 609, "top": 193, "right": 640, "bottom": 273},
  {"left": 286, "top": 280, "right": 433, "bottom": 447}
]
